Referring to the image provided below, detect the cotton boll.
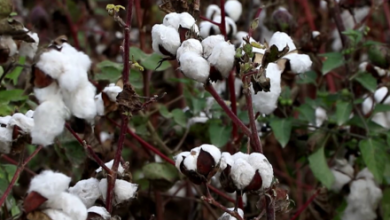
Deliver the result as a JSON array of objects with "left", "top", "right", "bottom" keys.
[
  {"left": 36, "top": 50, "right": 68, "bottom": 79},
  {"left": 28, "top": 170, "right": 71, "bottom": 200},
  {"left": 251, "top": 63, "right": 283, "bottom": 114},
  {"left": 230, "top": 158, "right": 256, "bottom": 190},
  {"left": 200, "top": 144, "right": 221, "bottom": 165},
  {"left": 372, "top": 112, "right": 390, "bottom": 128},
  {"left": 33, "top": 82, "right": 62, "bottom": 103},
  {"left": 212, "top": 16, "right": 237, "bottom": 38},
  {"left": 183, "top": 153, "right": 198, "bottom": 171},
  {"left": 362, "top": 96, "right": 374, "bottom": 115},
  {"left": 59, "top": 65, "right": 88, "bottom": 93},
  {"left": 333, "top": 159, "right": 354, "bottom": 177},
  {"left": 356, "top": 168, "right": 375, "bottom": 180},
  {"left": 234, "top": 31, "right": 249, "bottom": 47},
  {"left": 232, "top": 152, "right": 249, "bottom": 161},
  {"left": 25, "top": 110, "right": 34, "bottom": 118},
  {"left": 62, "top": 81, "right": 97, "bottom": 121},
  {"left": 87, "top": 206, "right": 111, "bottom": 220},
  {"left": 176, "top": 39, "right": 203, "bottom": 61},
  {"left": 19, "top": 31, "right": 39, "bottom": 60},
  {"left": 374, "top": 87, "right": 389, "bottom": 104},
  {"left": 315, "top": 107, "right": 327, "bottom": 127},
  {"left": 282, "top": 53, "right": 312, "bottom": 73},
  {"left": 199, "top": 21, "right": 216, "bottom": 38},
  {"left": 99, "top": 179, "right": 138, "bottom": 204},
  {"left": 152, "top": 24, "right": 181, "bottom": 57},
  {"left": 248, "top": 153, "right": 274, "bottom": 188},
  {"left": 179, "top": 51, "right": 210, "bottom": 83},
  {"left": 103, "top": 84, "right": 122, "bottom": 102},
  {"left": 206, "top": 4, "right": 221, "bottom": 19},
  {"left": 69, "top": 178, "right": 101, "bottom": 208},
  {"left": 31, "top": 98, "right": 70, "bottom": 146},
  {"left": 62, "top": 43, "right": 92, "bottom": 72},
  {"left": 218, "top": 207, "right": 244, "bottom": 220},
  {"left": 0, "top": 36, "right": 17, "bottom": 57},
  {"left": 174, "top": 151, "right": 190, "bottom": 170},
  {"left": 331, "top": 169, "right": 351, "bottom": 192},
  {"left": 225, "top": 0, "right": 242, "bottom": 22},
  {"left": 8, "top": 113, "right": 34, "bottom": 133},
  {"left": 268, "top": 31, "right": 296, "bottom": 52},
  {"left": 163, "top": 12, "right": 181, "bottom": 30},
  {"left": 179, "top": 12, "right": 196, "bottom": 30},
  {"left": 42, "top": 192, "right": 87, "bottom": 220},
  {"left": 220, "top": 152, "right": 234, "bottom": 170},
  {"left": 208, "top": 41, "right": 235, "bottom": 78},
  {"left": 42, "top": 209, "right": 72, "bottom": 220},
  {"left": 202, "top": 35, "right": 225, "bottom": 58},
  {"left": 95, "top": 159, "right": 125, "bottom": 174},
  {"left": 95, "top": 93, "right": 105, "bottom": 116},
  {"left": 0, "top": 123, "right": 13, "bottom": 154}
]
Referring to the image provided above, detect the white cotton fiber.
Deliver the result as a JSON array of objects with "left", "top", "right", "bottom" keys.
[
  {"left": 19, "top": 31, "right": 39, "bottom": 60},
  {"left": 199, "top": 21, "right": 216, "bottom": 39},
  {"left": 220, "top": 152, "right": 234, "bottom": 170},
  {"left": 69, "top": 178, "right": 101, "bottom": 208},
  {"left": 0, "top": 120, "right": 13, "bottom": 154},
  {"left": 95, "top": 93, "right": 105, "bottom": 116},
  {"left": 225, "top": 0, "right": 242, "bottom": 22},
  {"left": 163, "top": 12, "right": 181, "bottom": 30},
  {"left": 200, "top": 144, "right": 221, "bottom": 165},
  {"left": 174, "top": 151, "right": 190, "bottom": 171},
  {"left": 28, "top": 170, "right": 71, "bottom": 200},
  {"left": 42, "top": 209, "right": 72, "bottom": 220},
  {"left": 31, "top": 98, "right": 70, "bottom": 146},
  {"left": 87, "top": 206, "right": 111, "bottom": 219},
  {"left": 179, "top": 12, "right": 196, "bottom": 30},
  {"left": 218, "top": 207, "right": 244, "bottom": 220},
  {"left": 58, "top": 65, "right": 88, "bottom": 93},
  {"left": 34, "top": 82, "right": 63, "bottom": 103},
  {"left": 103, "top": 84, "right": 122, "bottom": 102},
  {"left": 248, "top": 153, "right": 274, "bottom": 188},
  {"left": 8, "top": 113, "right": 34, "bottom": 133},
  {"left": 282, "top": 53, "right": 312, "bottom": 73},
  {"left": 202, "top": 35, "right": 225, "bottom": 58},
  {"left": 251, "top": 63, "right": 283, "bottom": 114},
  {"left": 207, "top": 41, "right": 235, "bottom": 78},
  {"left": 95, "top": 159, "right": 124, "bottom": 174},
  {"left": 0, "top": 36, "right": 17, "bottom": 57},
  {"left": 99, "top": 179, "right": 138, "bottom": 205},
  {"left": 179, "top": 51, "right": 210, "bottom": 83},
  {"left": 232, "top": 152, "right": 249, "bottom": 161},
  {"left": 230, "top": 158, "right": 256, "bottom": 190},
  {"left": 61, "top": 43, "right": 92, "bottom": 72},
  {"left": 152, "top": 24, "right": 181, "bottom": 57},
  {"left": 42, "top": 192, "right": 87, "bottom": 220},
  {"left": 176, "top": 39, "right": 203, "bottom": 61},
  {"left": 315, "top": 107, "right": 327, "bottom": 127},
  {"left": 35, "top": 50, "right": 67, "bottom": 79},
  {"left": 268, "top": 32, "right": 297, "bottom": 52},
  {"left": 206, "top": 4, "right": 221, "bottom": 19},
  {"left": 331, "top": 169, "right": 351, "bottom": 192},
  {"left": 62, "top": 81, "right": 97, "bottom": 121}
]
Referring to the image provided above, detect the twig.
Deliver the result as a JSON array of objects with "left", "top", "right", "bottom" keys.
[
  {"left": 0, "top": 146, "right": 42, "bottom": 207},
  {"left": 384, "top": 0, "right": 390, "bottom": 31},
  {"left": 244, "top": 86, "right": 262, "bottom": 153},
  {"left": 0, "top": 155, "right": 35, "bottom": 176},
  {"left": 106, "top": 0, "right": 134, "bottom": 212},
  {"left": 290, "top": 189, "right": 320, "bottom": 220},
  {"left": 201, "top": 196, "right": 244, "bottom": 220},
  {"left": 154, "top": 190, "right": 164, "bottom": 220},
  {"left": 265, "top": 195, "right": 275, "bottom": 220}
]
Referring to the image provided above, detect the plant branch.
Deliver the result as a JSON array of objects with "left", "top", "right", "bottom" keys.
[
  {"left": 201, "top": 196, "right": 244, "bottom": 220},
  {"left": 265, "top": 195, "right": 275, "bottom": 220},
  {"left": 0, "top": 146, "right": 42, "bottom": 207},
  {"left": 290, "top": 189, "right": 320, "bottom": 220},
  {"left": 219, "top": 0, "right": 227, "bottom": 39},
  {"left": 244, "top": 87, "right": 262, "bottom": 153},
  {"left": 0, "top": 155, "right": 35, "bottom": 176}
]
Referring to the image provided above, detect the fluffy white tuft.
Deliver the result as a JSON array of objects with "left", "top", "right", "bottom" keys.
[
  {"left": 0, "top": 117, "right": 13, "bottom": 154},
  {"left": 232, "top": 152, "right": 249, "bottom": 161},
  {"left": 282, "top": 53, "right": 312, "bottom": 73},
  {"left": 103, "top": 84, "right": 122, "bottom": 102},
  {"left": 25, "top": 110, "right": 35, "bottom": 118},
  {"left": 268, "top": 32, "right": 297, "bottom": 52},
  {"left": 207, "top": 41, "right": 235, "bottom": 78},
  {"left": 33, "top": 82, "right": 63, "bottom": 103},
  {"left": 331, "top": 169, "right": 351, "bottom": 192},
  {"left": 99, "top": 179, "right": 138, "bottom": 205},
  {"left": 8, "top": 113, "right": 34, "bottom": 133},
  {"left": 218, "top": 207, "right": 244, "bottom": 220},
  {"left": 315, "top": 107, "right": 327, "bottom": 127},
  {"left": 19, "top": 31, "right": 39, "bottom": 59},
  {"left": 0, "top": 36, "right": 17, "bottom": 57},
  {"left": 95, "top": 159, "right": 125, "bottom": 174},
  {"left": 31, "top": 98, "right": 70, "bottom": 146},
  {"left": 230, "top": 158, "right": 256, "bottom": 190},
  {"left": 152, "top": 24, "right": 181, "bottom": 57},
  {"left": 163, "top": 12, "right": 181, "bottom": 30},
  {"left": 220, "top": 152, "right": 234, "bottom": 170},
  {"left": 42, "top": 209, "right": 72, "bottom": 220},
  {"left": 202, "top": 35, "right": 225, "bottom": 58},
  {"left": 58, "top": 65, "right": 88, "bottom": 93},
  {"left": 174, "top": 151, "right": 190, "bottom": 171},
  {"left": 206, "top": 4, "right": 221, "bottom": 19},
  {"left": 94, "top": 93, "right": 105, "bottom": 116},
  {"left": 179, "top": 12, "right": 196, "bottom": 29},
  {"left": 176, "top": 39, "right": 203, "bottom": 61},
  {"left": 28, "top": 170, "right": 71, "bottom": 200},
  {"left": 200, "top": 144, "right": 222, "bottom": 165},
  {"left": 212, "top": 16, "right": 237, "bottom": 37},
  {"left": 69, "top": 178, "right": 101, "bottom": 208},
  {"left": 42, "top": 192, "right": 87, "bottom": 220},
  {"left": 199, "top": 21, "right": 216, "bottom": 39},
  {"left": 224, "top": 0, "right": 242, "bottom": 22},
  {"left": 179, "top": 51, "right": 210, "bottom": 83},
  {"left": 251, "top": 63, "right": 283, "bottom": 114},
  {"left": 62, "top": 81, "right": 97, "bottom": 121},
  {"left": 248, "top": 153, "right": 274, "bottom": 188},
  {"left": 36, "top": 50, "right": 67, "bottom": 79},
  {"left": 374, "top": 87, "right": 389, "bottom": 103},
  {"left": 87, "top": 206, "right": 111, "bottom": 219},
  {"left": 61, "top": 43, "right": 92, "bottom": 72}
]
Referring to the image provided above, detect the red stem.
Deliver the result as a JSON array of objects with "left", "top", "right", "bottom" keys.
[
  {"left": 244, "top": 88, "right": 262, "bottom": 153},
  {"left": 0, "top": 155, "right": 35, "bottom": 176},
  {"left": 300, "top": 0, "right": 315, "bottom": 31},
  {"left": 384, "top": 0, "right": 390, "bottom": 31},
  {"left": 228, "top": 71, "right": 238, "bottom": 144},
  {"left": 208, "top": 184, "right": 235, "bottom": 203},
  {"left": 290, "top": 189, "right": 320, "bottom": 220},
  {"left": 199, "top": 15, "right": 220, "bottom": 26},
  {"left": 106, "top": 0, "right": 134, "bottom": 212},
  {"left": 154, "top": 190, "right": 164, "bottom": 220},
  {"left": 219, "top": 0, "right": 227, "bottom": 40},
  {"left": 0, "top": 146, "right": 42, "bottom": 207}
]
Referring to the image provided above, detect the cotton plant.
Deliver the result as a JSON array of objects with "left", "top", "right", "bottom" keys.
[{"left": 361, "top": 86, "right": 390, "bottom": 129}]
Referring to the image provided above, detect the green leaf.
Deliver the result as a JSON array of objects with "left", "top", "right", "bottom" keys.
[
  {"left": 269, "top": 118, "right": 292, "bottom": 148},
  {"left": 62, "top": 141, "right": 86, "bottom": 166},
  {"left": 208, "top": 120, "right": 232, "bottom": 147},
  {"left": 142, "top": 162, "right": 178, "bottom": 182},
  {"left": 297, "top": 70, "right": 317, "bottom": 85},
  {"left": 0, "top": 89, "right": 27, "bottom": 102},
  {"left": 128, "top": 69, "right": 143, "bottom": 89},
  {"left": 320, "top": 52, "right": 344, "bottom": 75},
  {"left": 130, "top": 47, "right": 148, "bottom": 61},
  {"left": 190, "top": 97, "right": 206, "bottom": 116},
  {"left": 171, "top": 109, "right": 187, "bottom": 127},
  {"left": 359, "top": 138, "right": 386, "bottom": 183},
  {"left": 308, "top": 145, "right": 335, "bottom": 189},
  {"left": 354, "top": 73, "right": 377, "bottom": 92},
  {"left": 238, "top": 110, "right": 249, "bottom": 124},
  {"left": 6, "top": 56, "right": 26, "bottom": 85},
  {"left": 373, "top": 104, "right": 390, "bottom": 114},
  {"left": 159, "top": 105, "right": 172, "bottom": 118},
  {"left": 3, "top": 165, "right": 17, "bottom": 182},
  {"left": 96, "top": 60, "right": 123, "bottom": 80},
  {"left": 336, "top": 101, "right": 352, "bottom": 126},
  {"left": 382, "top": 188, "right": 390, "bottom": 220},
  {"left": 143, "top": 53, "right": 171, "bottom": 71},
  {"left": 297, "top": 103, "right": 315, "bottom": 125}
]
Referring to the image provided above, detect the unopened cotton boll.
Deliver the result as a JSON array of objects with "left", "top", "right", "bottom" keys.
[
  {"left": 230, "top": 158, "right": 256, "bottom": 190},
  {"left": 31, "top": 98, "right": 70, "bottom": 146},
  {"left": 8, "top": 113, "right": 34, "bottom": 133},
  {"left": 28, "top": 170, "right": 71, "bottom": 200},
  {"left": 42, "top": 192, "right": 87, "bottom": 220},
  {"left": 69, "top": 178, "right": 101, "bottom": 208},
  {"left": 176, "top": 39, "right": 203, "bottom": 61},
  {"left": 99, "top": 179, "right": 138, "bottom": 204},
  {"left": 179, "top": 51, "right": 210, "bottom": 83},
  {"left": 103, "top": 84, "right": 122, "bottom": 102},
  {"left": 19, "top": 31, "right": 39, "bottom": 60},
  {"left": 42, "top": 209, "right": 72, "bottom": 220},
  {"left": 95, "top": 159, "right": 125, "bottom": 174},
  {"left": 268, "top": 31, "right": 296, "bottom": 52},
  {"left": 87, "top": 206, "right": 111, "bottom": 220},
  {"left": 206, "top": 4, "right": 221, "bottom": 19},
  {"left": 218, "top": 207, "right": 244, "bottom": 220},
  {"left": 224, "top": 0, "right": 242, "bottom": 22},
  {"left": 152, "top": 24, "right": 181, "bottom": 57},
  {"left": 202, "top": 35, "right": 225, "bottom": 58},
  {"left": 251, "top": 63, "right": 283, "bottom": 114},
  {"left": 208, "top": 41, "right": 235, "bottom": 78},
  {"left": 248, "top": 153, "right": 274, "bottom": 188}
]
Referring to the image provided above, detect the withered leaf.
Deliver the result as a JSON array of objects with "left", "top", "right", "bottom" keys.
[
  {"left": 26, "top": 211, "right": 51, "bottom": 220},
  {"left": 117, "top": 83, "right": 142, "bottom": 113},
  {"left": 23, "top": 191, "right": 48, "bottom": 213},
  {"left": 252, "top": 68, "right": 270, "bottom": 93},
  {"left": 102, "top": 92, "right": 119, "bottom": 115},
  {"left": 262, "top": 44, "right": 289, "bottom": 67}
]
